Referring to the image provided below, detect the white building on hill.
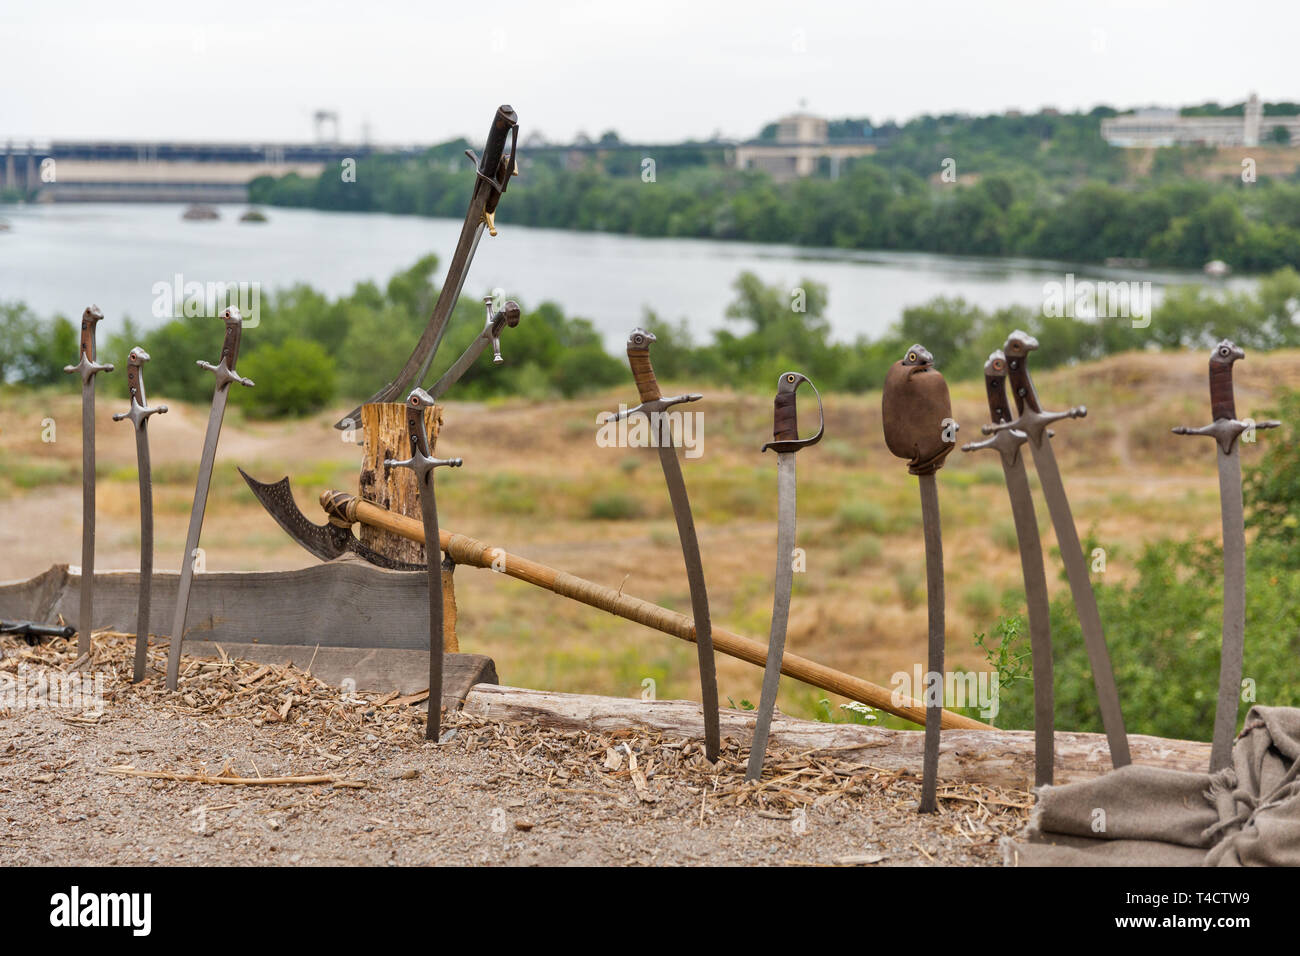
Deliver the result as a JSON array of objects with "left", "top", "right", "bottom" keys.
[{"left": 1101, "top": 93, "right": 1300, "bottom": 147}]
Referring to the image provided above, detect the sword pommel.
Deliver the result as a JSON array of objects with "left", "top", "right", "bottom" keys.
[
  {"left": 763, "top": 371, "right": 824, "bottom": 454},
  {"left": 63, "top": 305, "right": 114, "bottom": 383}
]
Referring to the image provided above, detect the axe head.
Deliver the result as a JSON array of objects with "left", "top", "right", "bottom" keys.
[{"left": 237, "top": 468, "right": 421, "bottom": 571}]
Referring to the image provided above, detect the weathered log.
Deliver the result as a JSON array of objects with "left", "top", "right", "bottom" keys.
[
  {"left": 462, "top": 685, "right": 1211, "bottom": 790},
  {"left": 359, "top": 401, "right": 458, "bottom": 652}
]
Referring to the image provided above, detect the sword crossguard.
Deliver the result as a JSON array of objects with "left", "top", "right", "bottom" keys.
[
  {"left": 63, "top": 305, "right": 115, "bottom": 383},
  {"left": 385, "top": 387, "right": 464, "bottom": 478},
  {"left": 762, "top": 371, "right": 825, "bottom": 454},
  {"left": 603, "top": 393, "right": 702, "bottom": 424},
  {"left": 983, "top": 404, "right": 1085, "bottom": 442},
  {"left": 197, "top": 307, "right": 255, "bottom": 389},
  {"left": 1173, "top": 418, "right": 1280, "bottom": 455},
  {"left": 197, "top": 359, "right": 255, "bottom": 389},
  {"left": 483, "top": 296, "right": 522, "bottom": 364}
]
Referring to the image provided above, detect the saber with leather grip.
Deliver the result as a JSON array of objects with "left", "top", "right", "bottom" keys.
[
  {"left": 1174, "top": 340, "right": 1280, "bottom": 772},
  {"left": 384, "top": 388, "right": 463, "bottom": 741},
  {"left": 985, "top": 330, "right": 1130, "bottom": 769},
  {"left": 166, "top": 307, "right": 254, "bottom": 691},
  {"left": 63, "top": 305, "right": 114, "bottom": 656},
  {"left": 962, "top": 350, "right": 1055, "bottom": 786},
  {"left": 607, "top": 328, "right": 720, "bottom": 761},
  {"left": 747, "top": 372, "right": 824, "bottom": 782},
  {"left": 335, "top": 105, "right": 518, "bottom": 428},
  {"left": 112, "top": 347, "right": 168, "bottom": 683}
]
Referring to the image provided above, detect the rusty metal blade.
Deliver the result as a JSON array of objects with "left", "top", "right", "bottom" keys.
[{"left": 1212, "top": 444, "right": 1246, "bottom": 772}]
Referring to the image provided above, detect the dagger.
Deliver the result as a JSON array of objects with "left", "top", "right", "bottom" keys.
[
  {"left": 984, "top": 329, "right": 1130, "bottom": 768},
  {"left": 602, "top": 328, "right": 721, "bottom": 762},
  {"left": 62, "top": 305, "right": 114, "bottom": 657},
  {"left": 165, "top": 307, "right": 255, "bottom": 691},
  {"left": 384, "top": 388, "right": 463, "bottom": 741},
  {"left": 112, "top": 347, "right": 168, "bottom": 684},
  {"left": 426, "top": 297, "right": 522, "bottom": 401},
  {"left": 335, "top": 105, "right": 519, "bottom": 429},
  {"left": 961, "top": 350, "right": 1055, "bottom": 786},
  {"left": 1173, "top": 339, "right": 1279, "bottom": 772},
  {"left": 746, "top": 371, "right": 824, "bottom": 782}
]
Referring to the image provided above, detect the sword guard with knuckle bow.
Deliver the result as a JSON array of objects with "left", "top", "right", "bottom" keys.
[
  {"left": 762, "top": 371, "right": 824, "bottom": 454},
  {"left": 112, "top": 347, "right": 168, "bottom": 430},
  {"left": 63, "top": 305, "right": 115, "bottom": 383}
]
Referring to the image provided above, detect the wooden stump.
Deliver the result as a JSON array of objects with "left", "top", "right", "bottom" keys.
[{"left": 359, "top": 402, "right": 459, "bottom": 652}]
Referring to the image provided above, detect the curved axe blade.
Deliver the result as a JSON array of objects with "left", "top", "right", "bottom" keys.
[{"left": 237, "top": 468, "right": 422, "bottom": 571}]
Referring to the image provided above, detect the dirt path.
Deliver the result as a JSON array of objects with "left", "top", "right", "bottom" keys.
[{"left": 0, "top": 633, "right": 1030, "bottom": 866}]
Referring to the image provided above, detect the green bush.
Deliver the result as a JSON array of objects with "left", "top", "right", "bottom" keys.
[{"left": 237, "top": 339, "right": 337, "bottom": 417}]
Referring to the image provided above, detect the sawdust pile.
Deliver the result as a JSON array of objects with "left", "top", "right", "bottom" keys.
[{"left": 1, "top": 632, "right": 1032, "bottom": 865}]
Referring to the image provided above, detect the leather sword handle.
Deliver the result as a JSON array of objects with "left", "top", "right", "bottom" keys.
[
  {"left": 1006, "top": 353, "right": 1041, "bottom": 415},
  {"left": 127, "top": 360, "right": 143, "bottom": 406},
  {"left": 79, "top": 306, "right": 104, "bottom": 361},
  {"left": 219, "top": 310, "right": 244, "bottom": 371},
  {"left": 1210, "top": 358, "right": 1237, "bottom": 422},
  {"left": 772, "top": 386, "right": 799, "bottom": 442},
  {"left": 628, "top": 343, "right": 662, "bottom": 403},
  {"left": 406, "top": 400, "right": 432, "bottom": 458},
  {"left": 986, "top": 367, "right": 1015, "bottom": 425}
]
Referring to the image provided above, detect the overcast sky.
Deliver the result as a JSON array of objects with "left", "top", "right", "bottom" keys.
[{"left": 3, "top": 0, "right": 1298, "bottom": 144}]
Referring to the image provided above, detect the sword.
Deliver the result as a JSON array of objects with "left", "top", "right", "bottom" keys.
[
  {"left": 62, "top": 305, "right": 114, "bottom": 656},
  {"left": 384, "top": 388, "right": 463, "bottom": 741},
  {"left": 746, "top": 372, "right": 824, "bottom": 782},
  {"left": 881, "top": 344, "right": 956, "bottom": 813},
  {"left": 961, "top": 350, "right": 1055, "bottom": 786},
  {"left": 426, "top": 297, "right": 522, "bottom": 401},
  {"left": 112, "top": 347, "right": 168, "bottom": 683},
  {"left": 602, "top": 328, "right": 720, "bottom": 761},
  {"left": 335, "top": 106, "right": 519, "bottom": 428},
  {"left": 165, "top": 307, "right": 255, "bottom": 691},
  {"left": 1173, "top": 339, "right": 1279, "bottom": 772},
  {"left": 984, "top": 329, "right": 1130, "bottom": 768}
]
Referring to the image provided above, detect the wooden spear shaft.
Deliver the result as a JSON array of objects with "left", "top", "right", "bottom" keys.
[{"left": 321, "top": 490, "right": 990, "bottom": 731}]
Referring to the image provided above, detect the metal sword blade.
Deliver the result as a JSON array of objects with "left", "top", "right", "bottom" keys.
[
  {"left": 1026, "top": 434, "right": 1131, "bottom": 767},
  {"left": 132, "top": 424, "right": 155, "bottom": 684},
  {"left": 1002, "top": 455, "right": 1055, "bottom": 786},
  {"left": 334, "top": 207, "right": 489, "bottom": 428},
  {"left": 918, "top": 472, "right": 944, "bottom": 813},
  {"left": 417, "top": 471, "right": 446, "bottom": 742},
  {"left": 654, "top": 416, "right": 720, "bottom": 762},
  {"left": 1211, "top": 445, "right": 1247, "bottom": 772},
  {"left": 165, "top": 384, "right": 231, "bottom": 690},
  {"left": 427, "top": 327, "right": 491, "bottom": 402},
  {"left": 746, "top": 452, "right": 797, "bottom": 782},
  {"left": 77, "top": 381, "right": 96, "bottom": 656}
]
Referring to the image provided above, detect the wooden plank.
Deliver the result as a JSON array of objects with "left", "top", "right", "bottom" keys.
[
  {"left": 184, "top": 642, "right": 497, "bottom": 707},
  {"left": 462, "top": 685, "right": 1212, "bottom": 790},
  {"left": 0, "top": 561, "right": 435, "bottom": 650}
]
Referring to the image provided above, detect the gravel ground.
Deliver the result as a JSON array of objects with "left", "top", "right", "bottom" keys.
[{"left": 0, "top": 633, "right": 1031, "bottom": 866}]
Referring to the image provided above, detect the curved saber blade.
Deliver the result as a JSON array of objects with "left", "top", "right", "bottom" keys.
[
  {"left": 746, "top": 453, "right": 797, "bottom": 782},
  {"left": 655, "top": 417, "right": 721, "bottom": 762},
  {"left": 1212, "top": 448, "right": 1246, "bottom": 772}
]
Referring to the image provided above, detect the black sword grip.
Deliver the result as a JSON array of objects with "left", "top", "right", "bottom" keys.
[
  {"left": 772, "top": 387, "right": 799, "bottom": 442},
  {"left": 479, "top": 106, "right": 517, "bottom": 185}
]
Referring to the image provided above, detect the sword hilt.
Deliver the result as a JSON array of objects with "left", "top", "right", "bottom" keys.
[
  {"left": 626, "top": 328, "right": 662, "bottom": 403},
  {"left": 63, "top": 305, "right": 114, "bottom": 383},
  {"left": 762, "top": 372, "right": 824, "bottom": 453},
  {"left": 112, "top": 347, "right": 169, "bottom": 427},
  {"left": 197, "top": 308, "right": 255, "bottom": 389},
  {"left": 484, "top": 296, "right": 522, "bottom": 365},
  {"left": 982, "top": 404, "right": 1085, "bottom": 436},
  {"left": 1173, "top": 417, "right": 1279, "bottom": 455}
]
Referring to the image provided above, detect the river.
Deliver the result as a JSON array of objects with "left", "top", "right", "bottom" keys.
[{"left": 0, "top": 202, "right": 1251, "bottom": 350}]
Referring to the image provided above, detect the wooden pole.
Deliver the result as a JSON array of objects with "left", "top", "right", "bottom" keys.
[
  {"left": 358, "top": 403, "right": 458, "bottom": 652},
  {"left": 321, "top": 490, "right": 991, "bottom": 731}
]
